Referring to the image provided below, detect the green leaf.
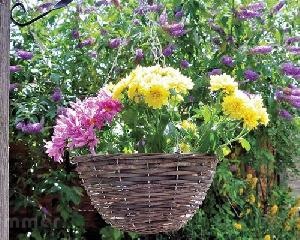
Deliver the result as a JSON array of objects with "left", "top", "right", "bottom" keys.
[{"left": 239, "top": 138, "right": 251, "bottom": 151}]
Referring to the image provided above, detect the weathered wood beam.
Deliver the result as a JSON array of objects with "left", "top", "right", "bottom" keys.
[{"left": 0, "top": 0, "right": 10, "bottom": 239}]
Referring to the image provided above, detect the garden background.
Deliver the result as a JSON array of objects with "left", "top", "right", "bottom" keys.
[{"left": 8, "top": 0, "right": 300, "bottom": 239}]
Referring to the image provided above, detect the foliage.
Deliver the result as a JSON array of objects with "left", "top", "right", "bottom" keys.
[{"left": 9, "top": 0, "right": 300, "bottom": 239}]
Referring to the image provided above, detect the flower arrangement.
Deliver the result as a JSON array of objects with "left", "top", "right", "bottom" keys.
[{"left": 45, "top": 67, "right": 269, "bottom": 161}]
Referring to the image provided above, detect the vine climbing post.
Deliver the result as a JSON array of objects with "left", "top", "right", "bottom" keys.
[{"left": 0, "top": 0, "right": 10, "bottom": 239}]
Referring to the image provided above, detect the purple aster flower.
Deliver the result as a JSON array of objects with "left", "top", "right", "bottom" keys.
[
  {"left": 286, "top": 36, "right": 300, "bottom": 45},
  {"left": 208, "top": 68, "right": 222, "bottom": 76},
  {"left": 281, "top": 63, "right": 300, "bottom": 76},
  {"left": 287, "top": 46, "right": 300, "bottom": 54},
  {"left": 162, "top": 44, "right": 175, "bottom": 57},
  {"left": 71, "top": 29, "right": 80, "bottom": 39},
  {"left": 51, "top": 87, "right": 63, "bottom": 102},
  {"left": 17, "top": 50, "right": 33, "bottom": 60},
  {"left": 9, "top": 83, "right": 18, "bottom": 92},
  {"left": 10, "top": 65, "right": 22, "bottom": 73},
  {"left": 221, "top": 55, "right": 234, "bottom": 67},
  {"left": 250, "top": 45, "right": 273, "bottom": 54},
  {"left": 180, "top": 60, "right": 190, "bottom": 69},
  {"left": 109, "top": 38, "right": 122, "bottom": 49},
  {"left": 278, "top": 109, "right": 292, "bottom": 120},
  {"left": 244, "top": 69, "right": 259, "bottom": 81},
  {"left": 272, "top": 0, "right": 285, "bottom": 14},
  {"left": 134, "top": 48, "right": 144, "bottom": 63}
]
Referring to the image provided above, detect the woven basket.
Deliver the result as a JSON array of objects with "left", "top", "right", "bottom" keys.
[{"left": 73, "top": 153, "right": 217, "bottom": 234}]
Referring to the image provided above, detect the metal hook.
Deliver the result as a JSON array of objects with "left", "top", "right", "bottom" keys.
[{"left": 11, "top": 0, "right": 74, "bottom": 27}]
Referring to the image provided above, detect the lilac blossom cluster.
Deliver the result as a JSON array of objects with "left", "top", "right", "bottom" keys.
[{"left": 45, "top": 89, "right": 122, "bottom": 162}]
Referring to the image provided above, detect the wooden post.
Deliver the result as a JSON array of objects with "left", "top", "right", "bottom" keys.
[{"left": 0, "top": 1, "right": 10, "bottom": 240}]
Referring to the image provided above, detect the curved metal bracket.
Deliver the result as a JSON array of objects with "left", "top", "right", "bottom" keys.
[{"left": 11, "top": 0, "right": 74, "bottom": 27}]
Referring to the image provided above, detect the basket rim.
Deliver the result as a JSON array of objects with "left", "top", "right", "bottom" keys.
[{"left": 72, "top": 153, "right": 216, "bottom": 164}]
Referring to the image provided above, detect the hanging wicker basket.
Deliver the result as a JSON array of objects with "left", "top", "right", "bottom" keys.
[{"left": 73, "top": 153, "right": 217, "bottom": 234}]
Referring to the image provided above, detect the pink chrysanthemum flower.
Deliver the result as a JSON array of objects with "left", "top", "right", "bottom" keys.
[{"left": 45, "top": 89, "right": 122, "bottom": 162}]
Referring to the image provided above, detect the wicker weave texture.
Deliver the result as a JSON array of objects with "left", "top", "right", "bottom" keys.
[{"left": 74, "top": 153, "right": 217, "bottom": 234}]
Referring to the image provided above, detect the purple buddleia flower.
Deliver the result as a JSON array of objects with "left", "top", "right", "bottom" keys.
[
  {"left": 281, "top": 62, "right": 300, "bottom": 76},
  {"left": 287, "top": 46, "right": 300, "bottom": 54},
  {"left": 221, "top": 55, "right": 234, "bottom": 67},
  {"left": 250, "top": 45, "right": 273, "bottom": 54},
  {"left": 180, "top": 60, "right": 190, "bottom": 69},
  {"left": 278, "top": 109, "right": 292, "bottom": 120},
  {"left": 84, "top": 7, "right": 97, "bottom": 14},
  {"left": 237, "top": 9, "right": 262, "bottom": 20},
  {"left": 162, "top": 44, "right": 175, "bottom": 57},
  {"left": 17, "top": 50, "right": 33, "bottom": 60},
  {"left": 290, "top": 100, "right": 300, "bottom": 108},
  {"left": 272, "top": 0, "right": 285, "bottom": 14},
  {"left": 163, "top": 23, "right": 186, "bottom": 37},
  {"left": 159, "top": 10, "right": 168, "bottom": 26},
  {"left": 134, "top": 3, "right": 163, "bottom": 15},
  {"left": 71, "top": 29, "right": 80, "bottom": 39},
  {"left": 23, "top": 123, "right": 44, "bottom": 134},
  {"left": 9, "top": 83, "right": 18, "bottom": 92},
  {"left": 16, "top": 121, "right": 43, "bottom": 134},
  {"left": 246, "top": 1, "right": 265, "bottom": 12},
  {"left": 109, "top": 38, "right": 122, "bottom": 49},
  {"left": 244, "top": 69, "right": 259, "bottom": 81},
  {"left": 286, "top": 36, "right": 300, "bottom": 45},
  {"left": 82, "top": 38, "right": 95, "bottom": 46},
  {"left": 283, "top": 87, "right": 300, "bottom": 96},
  {"left": 208, "top": 68, "right": 222, "bottom": 76},
  {"left": 175, "top": 10, "right": 184, "bottom": 19},
  {"left": 10, "top": 65, "right": 22, "bottom": 73},
  {"left": 135, "top": 48, "right": 144, "bottom": 63},
  {"left": 51, "top": 87, "right": 63, "bottom": 102}
]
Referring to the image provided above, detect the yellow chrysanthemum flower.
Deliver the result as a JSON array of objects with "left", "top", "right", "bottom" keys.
[
  {"left": 112, "top": 65, "right": 193, "bottom": 109},
  {"left": 210, "top": 73, "right": 238, "bottom": 94},
  {"left": 143, "top": 83, "right": 170, "bottom": 109},
  {"left": 264, "top": 234, "right": 271, "bottom": 240},
  {"left": 270, "top": 205, "right": 278, "bottom": 215},
  {"left": 179, "top": 143, "right": 191, "bottom": 153},
  {"left": 222, "top": 90, "right": 269, "bottom": 130},
  {"left": 181, "top": 120, "right": 197, "bottom": 133},
  {"left": 296, "top": 218, "right": 300, "bottom": 230},
  {"left": 233, "top": 223, "right": 242, "bottom": 230}
]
